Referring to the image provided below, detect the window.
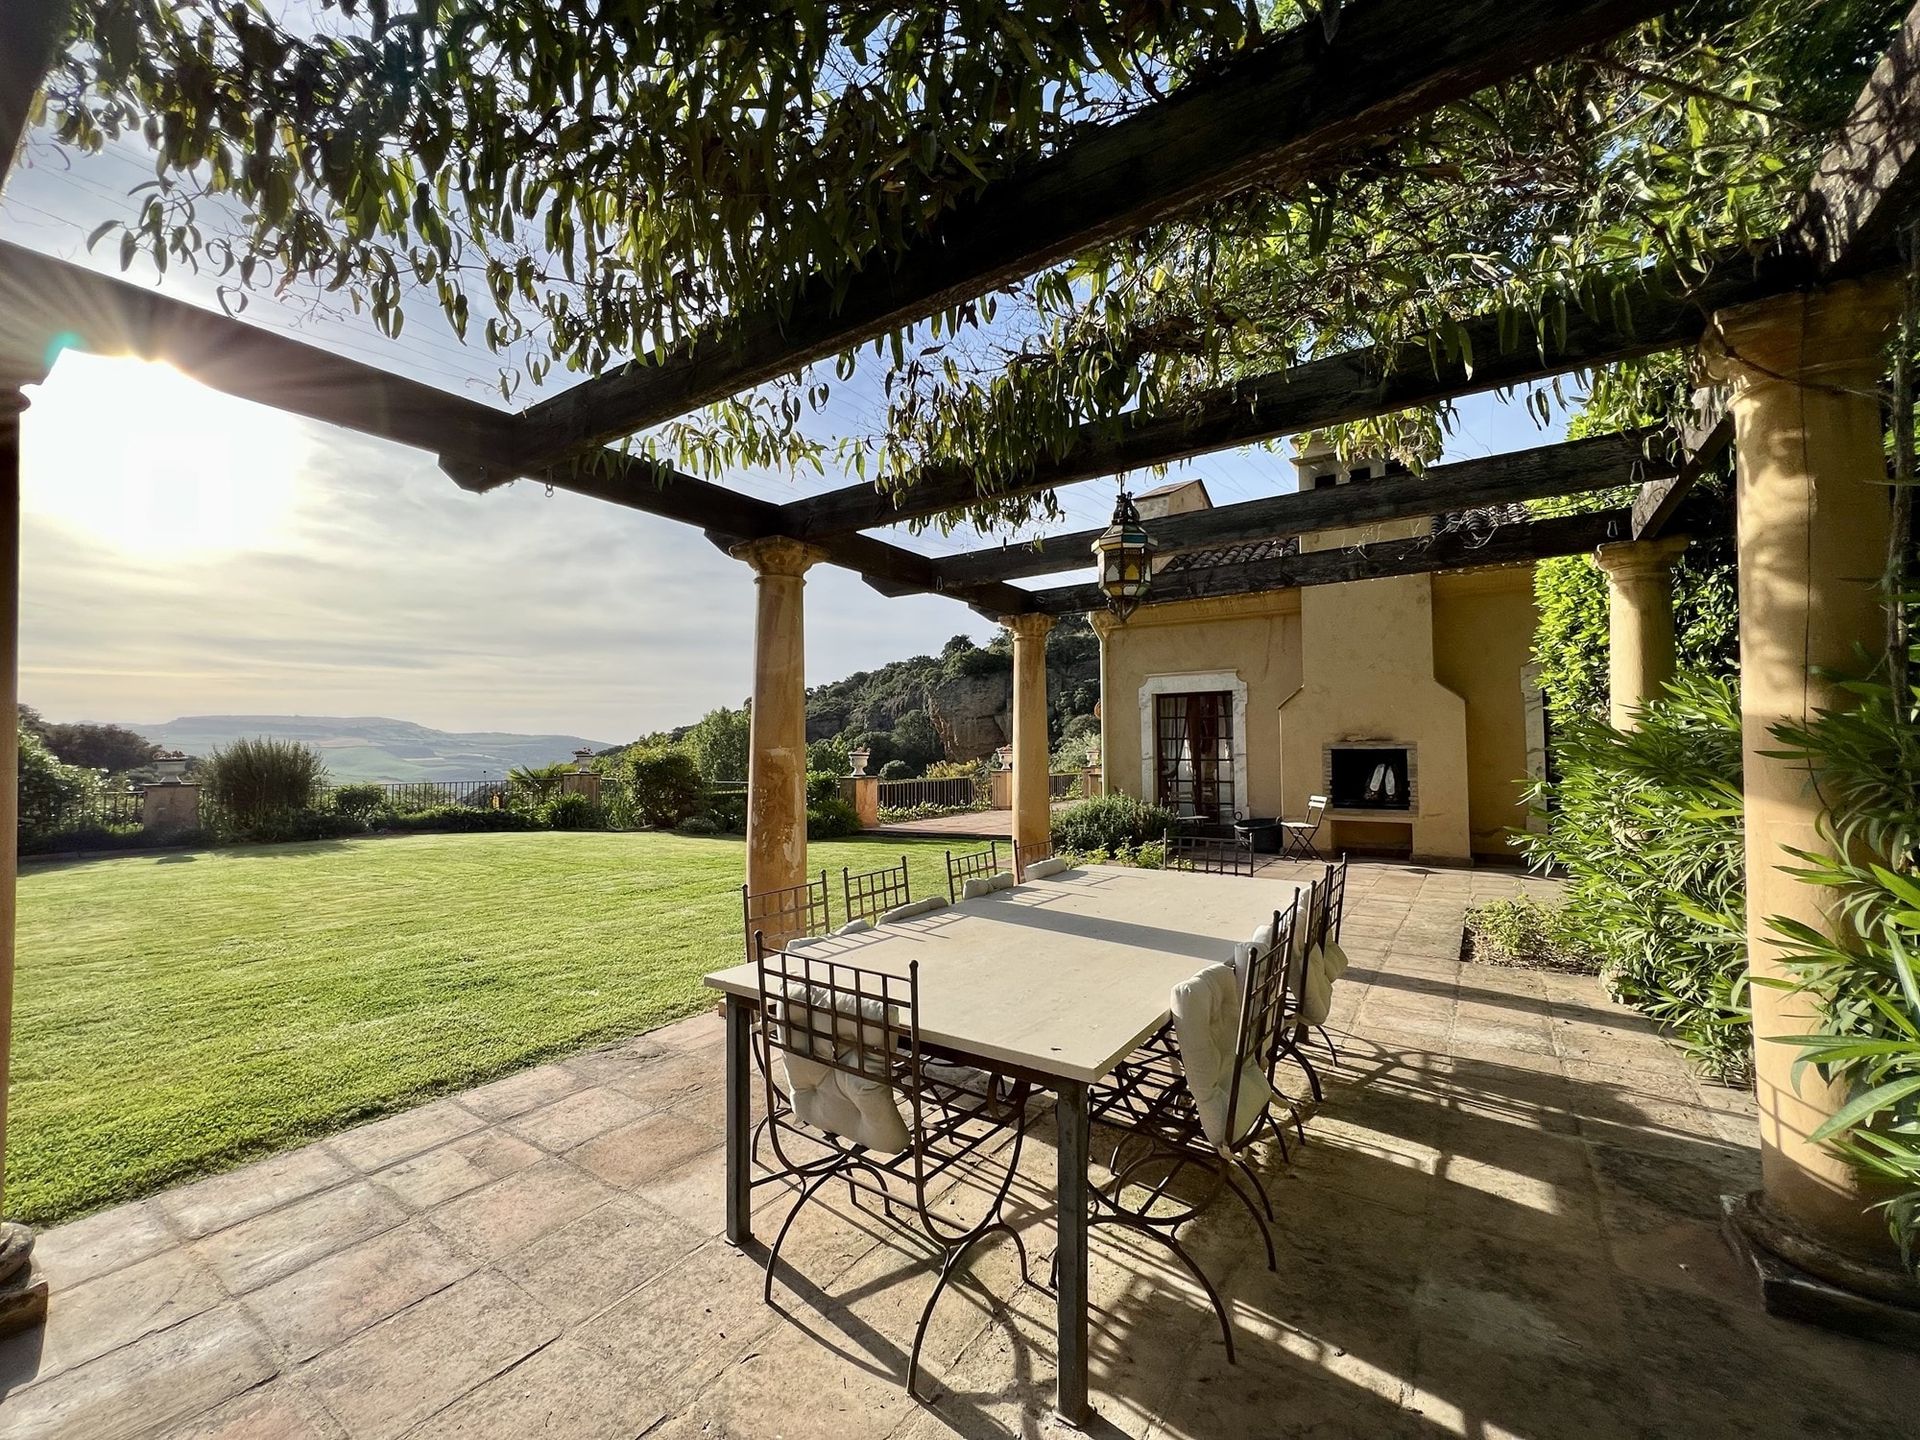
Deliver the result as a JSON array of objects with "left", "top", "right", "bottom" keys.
[{"left": 1154, "top": 692, "right": 1236, "bottom": 820}]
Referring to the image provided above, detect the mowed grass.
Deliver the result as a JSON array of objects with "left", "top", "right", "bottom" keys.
[{"left": 9, "top": 831, "right": 964, "bottom": 1224}]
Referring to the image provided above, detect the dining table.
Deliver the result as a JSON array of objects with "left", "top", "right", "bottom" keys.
[{"left": 702, "top": 861, "right": 1308, "bottom": 1425}]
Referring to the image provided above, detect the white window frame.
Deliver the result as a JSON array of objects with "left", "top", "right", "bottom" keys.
[{"left": 1137, "top": 670, "right": 1250, "bottom": 817}]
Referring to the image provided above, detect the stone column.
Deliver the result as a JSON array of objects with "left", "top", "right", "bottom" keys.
[
  {"left": 1592, "top": 536, "right": 1689, "bottom": 729},
  {"left": 1089, "top": 611, "right": 1117, "bottom": 787},
  {"left": 731, "top": 538, "right": 825, "bottom": 943},
  {"left": 0, "top": 379, "right": 45, "bottom": 1331},
  {"left": 1003, "top": 613, "right": 1055, "bottom": 864},
  {"left": 1705, "top": 278, "right": 1909, "bottom": 1286}
]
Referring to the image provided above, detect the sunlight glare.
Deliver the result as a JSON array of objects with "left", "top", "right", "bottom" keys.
[{"left": 23, "top": 352, "right": 307, "bottom": 556}]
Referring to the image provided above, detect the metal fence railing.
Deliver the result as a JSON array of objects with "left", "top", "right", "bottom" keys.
[
  {"left": 19, "top": 788, "right": 145, "bottom": 835},
  {"left": 876, "top": 776, "right": 983, "bottom": 812},
  {"left": 1048, "top": 772, "right": 1083, "bottom": 801}
]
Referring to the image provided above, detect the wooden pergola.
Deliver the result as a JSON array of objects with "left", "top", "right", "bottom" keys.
[{"left": 2, "top": 0, "right": 1917, "bottom": 1378}]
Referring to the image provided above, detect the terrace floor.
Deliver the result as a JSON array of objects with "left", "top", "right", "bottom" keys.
[{"left": 1, "top": 861, "right": 1907, "bottom": 1439}]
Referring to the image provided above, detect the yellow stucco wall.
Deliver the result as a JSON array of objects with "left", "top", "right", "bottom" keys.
[
  {"left": 1098, "top": 590, "right": 1302, "bottom": 820},
  {"left": 1098, "top": 563, "right": 1538, "bottom": 861},
  {"left": 1432, "top": 567, "right": 1540, "bottom": 857}
]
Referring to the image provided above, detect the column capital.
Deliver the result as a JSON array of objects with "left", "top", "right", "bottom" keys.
[
  {"left": 728, "top": 536, "right": 827, "bottom": 578},
  {"left": 1702, "top": 276, "right": 1902, "bottom": 391},
  {"left": 1592, "top": 535, "right": 1689, "bottom": 584},
  {"left": 1000, "top": 612, "right": 1056, "bottom": 641}
]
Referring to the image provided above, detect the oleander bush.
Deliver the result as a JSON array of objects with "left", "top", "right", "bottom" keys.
[
  {"left": 1520, "top": 673, "right": 1752, "bottom": 1083},
  {"left": 1765, "top": 641, "right": 1920, "bottom": 1270}
]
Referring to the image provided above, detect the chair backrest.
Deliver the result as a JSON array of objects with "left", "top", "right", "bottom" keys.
[
  {"left": 1163, "top": 828, "right": 1255, "bottom": 877},
  {"left": 1322, "top": 854, "right": 1350, "bottom": 943},
  {"left": 945, "top": 842, "right": 1001, "bottom": 902},
  {"left": 1226, "top": 898, "right": 1297, "bottom": 1137},
  {"left": 1013, "top": 837, "right": 1054, "bottom": 880},
  {"left": 843, "top": 855, "right": 911, "bottom": 926},
  {"left": 754, "top": 937, "right": 920, "bottom": 1157},
  {"left": 1286, "top": 877, "right": 1326, "bottom": 1008},
  {"left": 742, "top": 871, "right": 831, "bottom": 959},
  {"left": 1304, "top": 794, "right": 1328, "bottom": 824}
]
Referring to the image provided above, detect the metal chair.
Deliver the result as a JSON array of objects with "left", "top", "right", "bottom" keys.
[
  {"left": 1279, "top": 794, "right": 1328, "bottom": 861},
  {"left": 741, "top": 871, "right": 832, "bottom": 957},
  {"left": 1083, "top": 899, "right": 1299, "bottom": 1362},
  {"left": 843, "top": 854, "right": 911, "bottom": 927},
  {"left": 1274, "top": 876, "right": 1328, "bottom": 1102},
  {"left": 1012, "top": 837, "right": 1055, "bottom": 880},
  {"left": 753, "top": 939, "right": 1035, "bottom": 1400},
  {"left": 1163, "top": 827, "right": 1256, "bottom": 876},
  {"left": 944, "top": 841, "right": 1002, "bottom": 902}
]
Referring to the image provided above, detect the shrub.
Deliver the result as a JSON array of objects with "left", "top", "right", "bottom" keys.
[
  {"left": 702, "top": 788, "right": 748, "bottom": 833},
  {"left": 392, "top": 805, "right": 539, "bottom": 833},
  {"left": 1518, "top": 673, "right": 1750, "bottom": 1083},
  {"left": 675, "top": 815, "right": 722, "bottom": 837},
  {"left": 508, "top": 762, "right": 573, "bottom": 802},
  {"left": 204, "top": 737, "right": 328, "bottom": 831},
  {"left": 540, "top": 792, "right": 606, "bottom": 830},
  {"left": 239, "top": 808, "right": 366, "bottom": 844},
  {"left": 805, "top": 770, "right": 845, "bottom": 807},
  {"left": 807, "top": 797, "right": 862, "bottom": 839},
  {"left": 681, "top": 707, "right": 751, "bottom": 784},
  {"left": 1052, "top": 793, "right": 1179, "bottom": 854},
  {"left": 877, "top": 759, "right": 914, "bottom": 780},
  {"left": 17, "top": 722, "right": 99, "bottom": 835},
  {"left": 1464, "top": 896, "right": 1600, "bottom": 973},
  {"left": 1765, "top": 641, "right": 1920, "bottom": 1269},
  {"left": 628, "top": 748, "right": 704, "bottom": 828},
  {"left": 330, "top": 783, "right": 389, "bottom": 820}
]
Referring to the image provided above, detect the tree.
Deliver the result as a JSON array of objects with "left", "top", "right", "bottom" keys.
[
  {"left": 509, "top": 762, "right": 573, "bottom": 801},
  {"left": 888, "top": 711, "right": 946, "bottom": 775},
  {"left": 681, "top": 707, "right": 751, "bottom": 784},
  {"left": 626, "top": 748, "right": 704, "bottom": 828},
  {"left": 39, "top": 721, "right": 159, "bottom": 775},
  {"left": 17, "top": 722, "right": 97, "bottom": 831}
]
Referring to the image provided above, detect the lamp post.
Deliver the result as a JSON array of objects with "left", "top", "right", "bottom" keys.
[{"left": 1092, "top": 491, "right": 1153, "bottom": 621}]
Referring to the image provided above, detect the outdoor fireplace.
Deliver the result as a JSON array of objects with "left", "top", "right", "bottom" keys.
[{"left": 1328, "top": 745, "right": 1414, "bottom": 812}]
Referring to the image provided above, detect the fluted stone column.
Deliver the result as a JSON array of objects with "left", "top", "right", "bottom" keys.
[
  {"left": 1003, "top": 613, "right": 1055, "bottom": 866},
  {"left": 731, "top": 538, "right": 825, "bottom": 945},
  {"left": 0, "top": 380, "right": 45, "bottom": 1332},
  {"left": 1705, "top": 277, "right": 1908, "bottom": 1285},
  {"left": 1592, "top": 536, "right": 1689, "bottom": 729}
]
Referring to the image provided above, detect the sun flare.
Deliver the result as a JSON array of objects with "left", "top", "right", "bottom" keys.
[{"left": 22, "top": 352, "right": 307, "bottom": 556}]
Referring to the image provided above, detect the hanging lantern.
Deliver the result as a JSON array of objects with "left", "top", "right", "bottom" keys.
[{"left": 1092, "top": 490, "right": 1152, "bottom": 620}]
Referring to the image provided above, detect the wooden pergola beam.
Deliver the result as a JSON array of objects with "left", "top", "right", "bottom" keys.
[
  {"left": 929, "top": 430, "right": 1665, "bottom": 586},
  {"left": 510, "top": 0, "right": 1673, "bottom": 466},
  {"left": 1025, "top": 504, "right": 1729, "bottom": 615},
  {"left": 1632, "top": 411, "right": 1733, "bottom": 540},
  {"left": 0, "top": 1, "right": 69, "bottom": 191},
  {"left": 1792, "top": 2, "right": 1920, "bottom": 277},
  {"left": 791, "top": 260, "right": 1795, "bottom": 539}
]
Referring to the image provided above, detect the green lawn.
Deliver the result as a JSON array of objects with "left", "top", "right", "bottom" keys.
[{"left": 9, "top": 831, "right": 964, "bottom": 1225}]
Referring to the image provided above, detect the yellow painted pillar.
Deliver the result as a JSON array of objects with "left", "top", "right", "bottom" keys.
[
  {"left": 1706, "top": 277, "right": 1906, "bottom": 1280},
  {"left": 1004, "top": 613, "right": 1055, "bottom": 865},
  {"left": 731, "top": 538, "right": 825, "bottom": 944},
  {"left": 1592, "top": 536, "right": 1689, "bottom": 729}
]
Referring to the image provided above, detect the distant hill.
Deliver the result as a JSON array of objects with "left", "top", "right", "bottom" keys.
[{"left": 124, "top": 715, "right": 619, "bottom": 783}]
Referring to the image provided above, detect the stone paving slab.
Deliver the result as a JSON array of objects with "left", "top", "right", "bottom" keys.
[{"left": 0, "top": 860, "right": 1909, "bottom": 1440}]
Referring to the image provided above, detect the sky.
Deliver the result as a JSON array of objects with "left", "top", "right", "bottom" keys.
[{"left": 4, "top": 129, "right": 1570, "bottom": 741}]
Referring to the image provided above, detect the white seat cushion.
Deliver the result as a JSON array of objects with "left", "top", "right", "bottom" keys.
[
  {"left": 1321, "top": 937, "right": 1350, "bottom": 978},
  {"left": 836, "top": 919, "right": 872, "bottom": 935},
  {"left": 1171, "top": 964, "right": 1274, "bottom": 1148},
  {"left": 1023, "top": 857, "right": 1069, "bottom": 879},
  {"left": 768, "top": 983, "right": 910, "bottom": 1154},
  {"left": 961, "top": 871, "right": 1016, "bottom": 900},
  {"left": 1301, "top": 946, "right": 1336, "bottom": 1026},
  {"left": 878, "top": 897, "right": 947, "bottom": 924}
]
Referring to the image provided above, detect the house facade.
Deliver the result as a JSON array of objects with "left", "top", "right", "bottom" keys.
[{"left": 1093, "top": 448, "right": 1545, "bottom": 863}]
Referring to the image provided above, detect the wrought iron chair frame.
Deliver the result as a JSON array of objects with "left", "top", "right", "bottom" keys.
[
  {"left": 842, "top": 854, "right": 912, "bottom": 927},
  {"left": 753, "top": 938, "right": 1035, "bottom": 1401},
  {"left": 738, "top": 872, "right": 834, "bottom": 1188},
  {"left": 1012, "top": 837, "right": 1055, "bottom": 880},
  {"left": 1081, "top": 898, "right": 1300, "bottom": 1362},
  {"left": 944, "top": 841, "right": 1003, "bottom": 902},
  {"left": 1274, "top": 876, "right": 1329, "bottom": 1102},
  {"left": 1162, "top": 827, "right": 1256, "bottom": 877}
]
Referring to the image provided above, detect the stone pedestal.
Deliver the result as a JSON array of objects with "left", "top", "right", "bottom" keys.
[
  {"left": 559, "top": 770, "right": 602, "bottom": 803},
  {"left": 1706, "top": 277, "right": 1913, "bottom": 1290},
  {"left": 731, "top": 538, "right": 825, "bottom": 945},
  {"left": 988, "top": 769, "right": 1012, "bottom": 810},
  {"left": 843, "top": 775, "right": 880, "bottom": 830},
  {"left": 1003, "top": 614, "right": 1055, "bottom": 861},
  {"left": 1592, "top": 536, "right": 1689, "bottom": 729},
  {"left": 141, "top": 782, "right": 201, "bottom": 831}
]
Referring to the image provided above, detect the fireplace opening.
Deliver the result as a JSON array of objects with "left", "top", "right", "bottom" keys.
[{"left": 1329, "top": 746, "right": 1412, "bottom": 812}]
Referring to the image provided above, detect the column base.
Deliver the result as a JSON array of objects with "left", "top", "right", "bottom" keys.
[
  {"left": 0, "top": 1222, "right": 46, "bottom": 1338},
  {"left": 1720, "top": 1192, "right": 1920, "bottom": 1348}
]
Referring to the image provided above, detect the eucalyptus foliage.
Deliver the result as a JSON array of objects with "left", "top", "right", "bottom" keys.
[
  {"left": 1520, "top": 673, "right": 1752, "bottom": 1083},
  {"left": 1765, "top": 644, "right": 1920, "bottom": 1268}
]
